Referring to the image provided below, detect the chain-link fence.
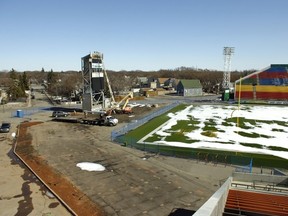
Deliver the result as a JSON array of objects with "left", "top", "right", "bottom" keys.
[
  {"left": 112, "top": 101, "right": 253, "bottom": 170},
  {"left": 115, "top": 137, "right": 253, "bottom": 168},
  {"left": 111, "top": 102, "right": 180, "bottom": 141}
]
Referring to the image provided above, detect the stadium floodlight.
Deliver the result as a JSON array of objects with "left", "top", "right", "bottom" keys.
[{"left": 222, "top": 47, "right": 235, "bottom": 89}]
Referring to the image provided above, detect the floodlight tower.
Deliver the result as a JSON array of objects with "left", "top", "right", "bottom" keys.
[{"left": 222, "top": 47, "right": 235, "bottom": 89}]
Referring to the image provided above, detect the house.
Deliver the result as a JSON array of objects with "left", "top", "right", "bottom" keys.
[
  {"left": 156, "top": 78, "right": 169, "bottom": 88},
  {"left": 136, "top": 77, "right": 149, "bottom": 88},
  {"left": 234, "top": 64, "right": 288, "bottom": 101},
  {"left": 163, "top": 78, "right": 178, "bottom": 90},
  {"left": 146, "top": 77, "right": 160, "bottom": 89},
  {"left": 177, "top": 79, "right": 203, "bottom": 96},
  {"left": 147, "top": 77, "right": 179, "bottom": 90}
]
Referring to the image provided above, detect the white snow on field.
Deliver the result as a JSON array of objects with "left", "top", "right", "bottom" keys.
[
  {"left": 143, "top": 105, "right": 288, "bottom": 160},
  {"left": 76, "top": 162, "right": 105, "bottom": 171}
]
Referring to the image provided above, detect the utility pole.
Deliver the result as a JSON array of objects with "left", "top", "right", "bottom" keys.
[{"left": 28, "top": 78, "right": 32, "bottom": 107}]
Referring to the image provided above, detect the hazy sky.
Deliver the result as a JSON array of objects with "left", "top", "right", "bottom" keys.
[{"left": 0, "top": 0, "right": 287, "bottom": 72}]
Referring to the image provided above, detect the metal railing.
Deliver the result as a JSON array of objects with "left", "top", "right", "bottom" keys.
[{"left": 111, "top": 102, "right": 179, "bottom": 141}]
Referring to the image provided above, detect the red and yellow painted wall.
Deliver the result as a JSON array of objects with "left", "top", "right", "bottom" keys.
[{"left": 235, "top": 64, "right": 288, "bottom": 100}]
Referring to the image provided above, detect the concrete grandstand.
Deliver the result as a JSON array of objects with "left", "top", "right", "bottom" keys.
[{"left": 194, "top": 171, "right": 288, "bottom": 216}]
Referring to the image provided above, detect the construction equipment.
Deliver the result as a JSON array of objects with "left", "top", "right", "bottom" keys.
[
  {"left": 81, "top": 114, "right": 118, "bottom": 126},
  {"left": 109, "top": 91, "right": 133, "bottom": 114},
  {"left": 81, "top": 51, "right": 134, "bottom": 116}
]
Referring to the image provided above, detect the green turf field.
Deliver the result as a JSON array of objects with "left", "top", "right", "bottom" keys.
[{"left": 120, "top": 104, "right": 288, "bottom": 169}]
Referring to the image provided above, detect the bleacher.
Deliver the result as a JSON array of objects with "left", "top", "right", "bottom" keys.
[
  {"left": 224, "top": 189, "right": 288, "bottom": 216},
  {"left": 193, "top": 173, "right": 288, "bottom": 216}
]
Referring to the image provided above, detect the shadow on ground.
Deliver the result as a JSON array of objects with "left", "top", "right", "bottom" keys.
[{"left": 168, "top": 208, "right": 196, "bottom": 216}]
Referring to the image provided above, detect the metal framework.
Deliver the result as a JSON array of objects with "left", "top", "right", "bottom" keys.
[
  {"left": 81, "top": 52, "right": 105, "bottom": 111},
  {"left": 81, "top": 51, "right": 115, "bottom": 112},
  {"left": 222, "top": 47, "right": 235, "bottom": 89}
]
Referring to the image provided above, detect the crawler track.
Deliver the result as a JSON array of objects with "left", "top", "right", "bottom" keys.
[{"left": 14, "top": 121, "right": 104, "bottom": 216}]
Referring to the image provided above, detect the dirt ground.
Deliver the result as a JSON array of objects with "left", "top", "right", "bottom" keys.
[
  {"left": 13, "top": 104, "right": 235, "bottom": 216},
  {"left": 15, "top": 121, "right": 104, "bottom": 216},
  {"left": 112, "top": 105, "right": 158, "bottom": 123},
  {"left": 0, "top": 106, "right": 71, "bottom": 216}
]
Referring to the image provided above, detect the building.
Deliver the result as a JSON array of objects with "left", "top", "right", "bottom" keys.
[
  {"left": 147, "top": 77, "right": 178, "bottom": 89},
  {"left": 136, "top": 77, "right": 149, "bottom": 88},
  {"left": 234, "top": 64, "right": 288, "bottom": 101},
  {"left": 163, "top": 78, "right": 178, "bottom": 90},
  {"left": 177, "top": 79, "right": 203, "bottom": 96},
  {"left": 155, "top": 78, "right": 169, "bottom": 88}
]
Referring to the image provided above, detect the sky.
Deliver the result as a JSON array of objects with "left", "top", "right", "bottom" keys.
[
  {"left": 139, "top": 105, "right": 288, "bottom": 160},
  {"left": 1, "top": 0, "right": 288, "bottom": 72}
]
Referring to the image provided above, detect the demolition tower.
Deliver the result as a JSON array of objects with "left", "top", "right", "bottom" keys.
[{"left": 81, "top": 52, "right": 105, "bottom": 111}]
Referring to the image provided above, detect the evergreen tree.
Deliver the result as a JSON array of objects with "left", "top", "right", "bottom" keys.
[
  {"left": 6, "top": 69, "right": 30, "bottom": 101},
  {"left": 19, "top": 72, "right": 29, "bottom": 91}
]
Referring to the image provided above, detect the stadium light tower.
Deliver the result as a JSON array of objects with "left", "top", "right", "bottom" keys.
[{"left": 222, "top": 47, "right": 235, "bottom": 89}]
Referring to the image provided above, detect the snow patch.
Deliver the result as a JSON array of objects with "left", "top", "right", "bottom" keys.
[
  {"left": 144, "top": 105, "right": 288, "bottom": 160},
  {"left": 76, "top": 162, "right": 105, "bottom": 171}
]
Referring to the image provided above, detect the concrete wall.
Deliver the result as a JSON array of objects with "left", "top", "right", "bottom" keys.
[
  {"left": 193, "top": 177, "right": 232, "bottom": 216},
  {"left": 232, "top": 172, "right": 288, "bottom": 186}
]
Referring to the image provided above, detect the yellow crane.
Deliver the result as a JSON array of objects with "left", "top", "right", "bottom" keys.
[{"left": 107, "top": 91, "right": 133, "bottom": 114}]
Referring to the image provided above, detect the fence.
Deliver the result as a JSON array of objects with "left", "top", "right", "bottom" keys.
[
  {"left": 111, "top": 102, "right": 255, "bottom": 168},
  {"left": 114, "top": 138, "right": 253, "bottom": 168},
  {"left": 114, "top": 135, "right": 254, "bottom": 169},
  {"left": 232, "top": 172, "right": 288, "bottom": 187},
  {"left": 12, "top": 107, "right": 52, "bottom": 118},
  {"left": 111, "top": 102, "right": 179, "bottom": 141}
]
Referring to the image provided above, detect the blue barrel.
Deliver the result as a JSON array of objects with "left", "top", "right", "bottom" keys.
[{"left": 17, "top": 110, "right": 24, "bottom": 118}]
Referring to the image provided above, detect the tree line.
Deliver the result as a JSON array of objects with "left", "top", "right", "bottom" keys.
[{"left": 0, "top": 67, "right": 256, "bottom": 102}]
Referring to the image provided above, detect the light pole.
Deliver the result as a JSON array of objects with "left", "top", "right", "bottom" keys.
[
  {"left": 223, "top": 47, "right": 235, "bottom": 89},
  {"left": 28, "top": 78, "right": 32, "bottom": 107}
]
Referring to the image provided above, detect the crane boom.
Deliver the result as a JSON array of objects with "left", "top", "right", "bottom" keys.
[{"left": 103, "top": 65, "right": 115, "bottom": 103}]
